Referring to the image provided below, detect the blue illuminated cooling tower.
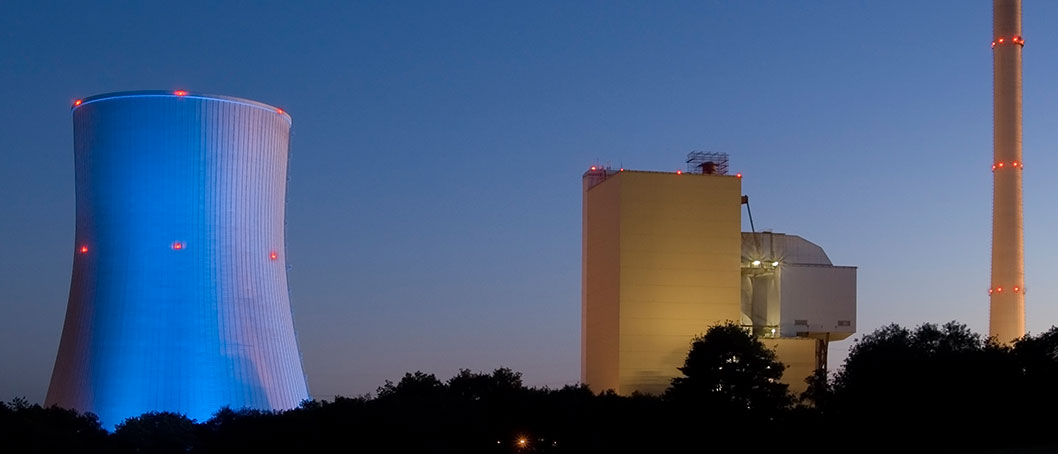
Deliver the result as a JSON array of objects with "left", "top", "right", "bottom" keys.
[{"left": 46, "top": 91, "right": 309, "bottom": 427}]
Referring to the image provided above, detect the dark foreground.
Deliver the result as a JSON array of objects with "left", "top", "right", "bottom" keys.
[{"left": 6, "top": 321, "right": 1058, "bottom": 453}]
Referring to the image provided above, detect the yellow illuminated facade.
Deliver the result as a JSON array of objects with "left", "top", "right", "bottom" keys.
[
  {"left": 766, "top": 338, "right": 819, "bottom": 396},
  {"left": 582, "top": 169, "right": 742, "bottom": 395}
]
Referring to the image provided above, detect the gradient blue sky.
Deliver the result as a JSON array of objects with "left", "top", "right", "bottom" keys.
[{"left": 3, "top": 1, "right": 1058, "bottom": 403}]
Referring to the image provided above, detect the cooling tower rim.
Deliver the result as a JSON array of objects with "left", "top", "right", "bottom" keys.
[{"left": 72, "top": 90, "right": 291, "bottom": 123}]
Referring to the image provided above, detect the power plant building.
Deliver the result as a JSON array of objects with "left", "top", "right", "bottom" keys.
[
  {"left": 582, "top": 166, "right": 742, "bottom": 394},
  {"left": 582, "top": 156, "right": 855, "bottom": 395},
  {"left": 46, "top": 91, "right": 309, "bottom": 427},
  {"left": 741, "top": 232, "right": 855, "bottom": 389}
]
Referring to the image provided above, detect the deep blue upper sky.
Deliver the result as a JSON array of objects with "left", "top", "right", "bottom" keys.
[{"left": 3, "top": 1, "right": 1057, "bottom": 403}]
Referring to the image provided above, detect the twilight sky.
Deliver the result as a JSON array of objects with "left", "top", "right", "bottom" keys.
[{"left": 3, "top": 0, "right": 1058, "bottom": 403}]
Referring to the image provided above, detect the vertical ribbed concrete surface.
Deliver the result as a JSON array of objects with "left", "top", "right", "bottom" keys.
[
  {"left": 990, "top": 0, "right": 1025, "bottom": 343},
  {"left": 46, "top": 91, "right": 309, "bottom": 427}
]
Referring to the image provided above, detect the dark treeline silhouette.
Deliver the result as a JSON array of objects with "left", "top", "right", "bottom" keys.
[{"left": 5, "top": 321, "right": 1058, "bottom": 453}]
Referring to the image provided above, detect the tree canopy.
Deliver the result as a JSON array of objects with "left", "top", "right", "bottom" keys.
[
  {"left": 666, "top": 322, "right": 790, "bottom": 419},
  {"left": 9, "top": 322, "right": 1058, "bottom": 452},
  {"left": 826, "top": 321, "right": 1058, "bottom": 449}
]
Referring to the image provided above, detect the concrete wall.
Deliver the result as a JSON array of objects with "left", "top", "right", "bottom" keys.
[
  {"left": 582, "top": 173, "right": 621, "bottom": 392},
  {"left": 47, "top": 91, "right": 309, "bottom": 427},
  {"left": 765, "top": 337, "right": 820, "bottom": 397},
  {"left": 583, "top": 170, "right": 741, "bottom": 395},
  {"left": 779, "top": 265, "right": 856, "bottom": 340}
]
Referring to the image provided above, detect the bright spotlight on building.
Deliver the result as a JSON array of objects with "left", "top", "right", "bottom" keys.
[
  {"left": 771, "top": 261, "right": 779, "bottom": 266},
  {"left": 751, "top": 260, "right": 761, "bottom": 266}
]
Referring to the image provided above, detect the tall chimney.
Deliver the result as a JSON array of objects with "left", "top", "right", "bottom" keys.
[{"left": 990, "top": 0, "right": 1025, "bottom": 343}]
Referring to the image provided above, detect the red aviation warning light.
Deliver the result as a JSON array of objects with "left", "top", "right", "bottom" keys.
[
  {"left": 992, "top": 36, "right": 1026, "bottom": 48},
  {"left": 79, "top": 245, "right": 88, "bottom": 254},
  {"left": 171, "top": 241, "right": 184, "bottom": 250},
  {"left": 270, "top": 251, "right": 278, "bottom": 260},
  {"left": 992, "top": 161, "right": 1024, "bottom": 171},
  {"left": 73, "top": 99, "right": 83, "bottom": 107},
  {"left": 174, "top": 90, "right": 188, "bottom": 97},
  {"left": 276, "top": 108, "right": 284, "bottom": 115}
]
